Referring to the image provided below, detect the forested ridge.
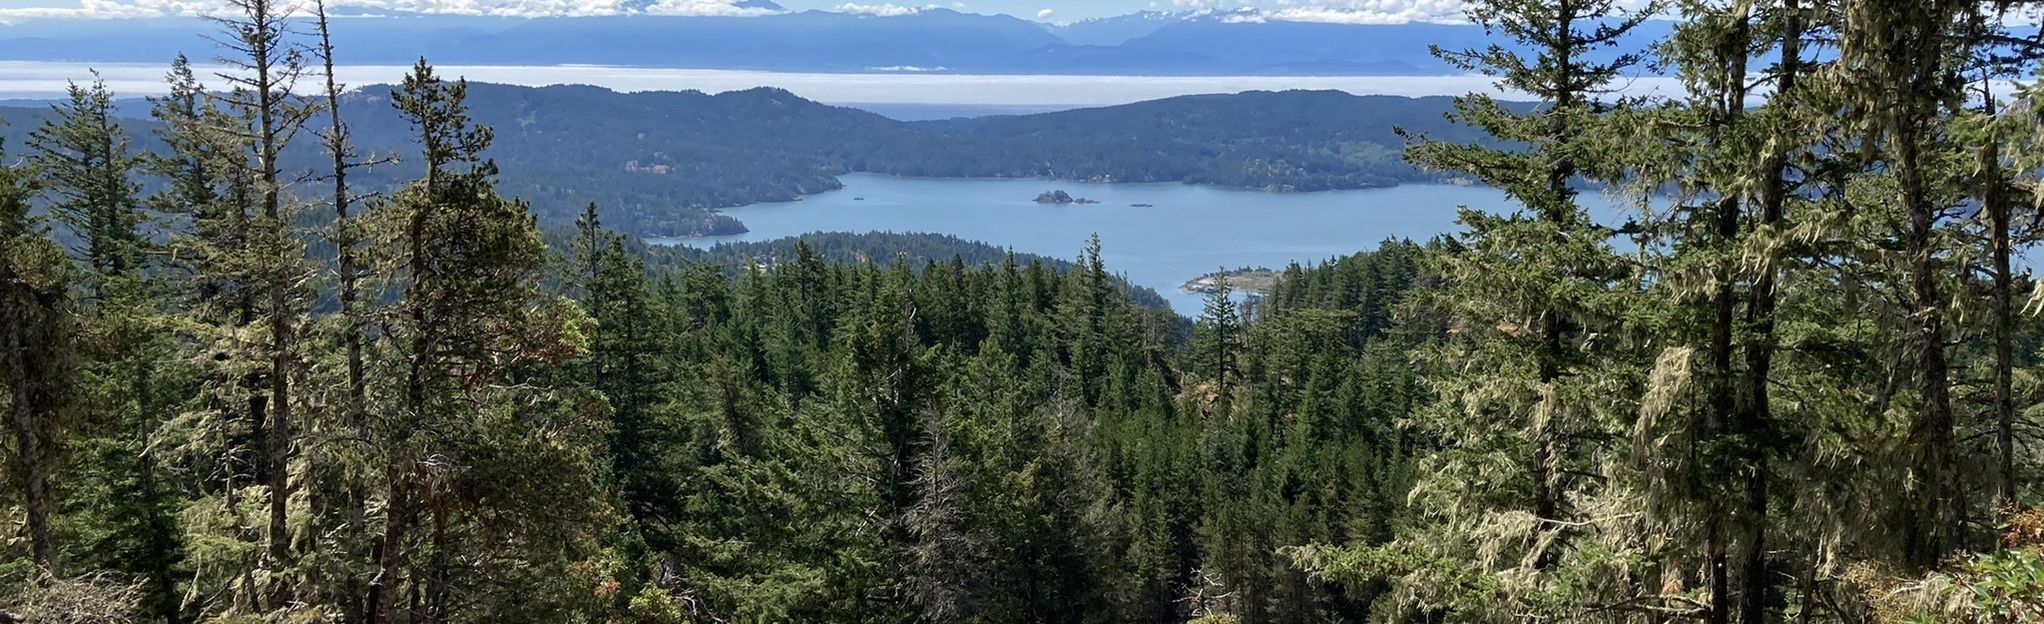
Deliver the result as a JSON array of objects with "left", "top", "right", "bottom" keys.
[
  {"left": 8, "top": 0, "right": 2044, "bottom": 623},
  {"left": 0, "top": 83, "right": 1493, "bottom": 239},
  {"left": 574, "top": 230, "right": 1181, "bottom": 310}
]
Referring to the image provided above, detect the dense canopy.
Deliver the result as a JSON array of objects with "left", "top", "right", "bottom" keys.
[{"left": 6, "top": 0, "right": 2044, "bottom": 623}]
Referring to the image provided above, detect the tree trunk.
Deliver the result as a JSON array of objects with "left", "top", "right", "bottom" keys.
[
  {"left": 368, "top": 480, "right": 408, "bottom": 624},
  {"left": 130, "top": 354, "right": 186, "bottom": 624},
  {"left": 139, "top": 450, "right": 186, "bottom": 624},
  {"left": 314, "top": 7, "right": 373, "bottom": 618},
  {"left": 1984, "top": 100, "right": 2017, "bottom": 518},
  {"left": 1737, "top": 4, "right": 1797, "bottom": 620},
  {"left": 429, "top": 501, "right": 450, "bottom": 623},
  {"left": 1707, "top": 194, "right": 1738, "bottom": 624},
  {"left": 242, "top": 0, "right": 296, "bottom": 598},
  {"left": 1898, "top": 126, "right": 1963, "bottom": 569},
  {"left": 1529, "top": 7, "right": 1580, "bottom": 573},
  {"left": 3, "top": 270, "right": 55, "bottom": 575}
]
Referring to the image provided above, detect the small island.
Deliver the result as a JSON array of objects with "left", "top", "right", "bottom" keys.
[
  {"left": 1035, "top": 190, "right": 1099, "bottom": 205},
  {"left": 1182, "top": 268, "right": 1281, "bottom": 295}
]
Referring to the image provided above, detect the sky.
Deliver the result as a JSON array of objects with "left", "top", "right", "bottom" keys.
[
  {"left": 0, "top": 0, "right": 1485, "bottom": 23},
  {"left": 778, "top": 0, "right": 1199, "bottom": 21}
]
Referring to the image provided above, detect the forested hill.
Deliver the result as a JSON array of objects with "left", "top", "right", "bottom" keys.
[
  {"left": 2, "top": 84, "right": 1483, "bottom": 238},
  {"left": 543, "top": 229, "right": 1180, "bottom": 309},
  {"left": 330, "top": 84, "right": 1483, "bottom": 235},
  {"left": 912, "top": 90, "right": 1481, "bottom": 189},
  {"left": 336, "top": 83, "right": 899, "bottom": 237},
  {"left": 16, "top": 0, "right": 2044, "bottom": 622},
  {"left": 0, "top": 84, "right": 1481, "bottom": 238}
]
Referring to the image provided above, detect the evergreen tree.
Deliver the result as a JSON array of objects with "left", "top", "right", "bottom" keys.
[
  {"left": 8, "top": 6, "right": 2044, "bottom": 622},
  {"left": 1190, "top": 272, "right": 1241, "bottom": 399},
  {"left": 148, "top": 46, "right": 276, "bottom": 618},
  {"left": 204, "top": 0, "right": 317, "bottom": 603},
  {"left": 29, "top": 79, "right": 147, "bottom": 287},
  {"left": 30, "top": 77, "right": 190, "bottom": 624},
  {"left": 305, "top": 3, "right": 392, "bottom": 618},
  {"left": 1617, "top": 2, "right": 1800, "bottom": 620},
  {"left": 1833, "top": 0, "right": 1976, "bottom": 569},
  {"left": 1, "top": 138, "right": 65, "bottom": 578},
  {"left": 369, "top": 59, "right": 609, "bottom": 623},
  {"left": 1299, "top": 0, "right": 1660, "bottom": 620}
]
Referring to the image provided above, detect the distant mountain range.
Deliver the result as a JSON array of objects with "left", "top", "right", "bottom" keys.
[
  {"left": 1048, "top": 11, "right": 1180, "bottom": 46},
  {"left": 0, "top": 8, "right": 1673, "bottom": 76}
]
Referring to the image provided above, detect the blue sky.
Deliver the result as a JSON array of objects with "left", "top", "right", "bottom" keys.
[
  {"left": 0, "top": 0, "right": 1173, "bottom": 15},
  {"left": 0, "top": 0, "right": 1188, "bottom": 20},
  {"left": 0, "top": 0, "right": 1481, "bottom": 23},
  {"left": 779, "top": 1, "right": 1169, "bottom": 20}
]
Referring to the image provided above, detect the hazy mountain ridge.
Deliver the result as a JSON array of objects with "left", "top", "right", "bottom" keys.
[
  {"left": 1047, "top": 11, "right": 1178, "bottom": 46},
  {"left": 0, "top": 8, "right": 1665, "bottom": 76}
]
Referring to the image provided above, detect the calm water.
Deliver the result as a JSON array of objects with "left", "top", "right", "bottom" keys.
[{"left": 651, "top": 173, "right": 1592, "bottom": 314}]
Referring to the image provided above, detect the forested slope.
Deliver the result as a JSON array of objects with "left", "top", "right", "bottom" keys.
[
  {"left": 328, "top": 85, "right": 1487, "bottom": 234},
  {"left": 543, "top": 229, "right": 1181, "bottom": 309},
  {"left": 3, "top": 84, "right": 1487, "bottom": 238},
  {"left": 8, "top": 0, "right": 2044, "bottom": 623},
  {"left": 911, "top": 91, "right": 1489, "bottom": 189}
]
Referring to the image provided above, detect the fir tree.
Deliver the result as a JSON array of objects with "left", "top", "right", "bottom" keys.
[
  {"left": 1300, "top": 0, "right": 1661, "bottom": 620},
  {"left": 29, "top": 79, "right": 147, "bottom": 288},
  {"left": 370, "top": 59, "right": 607, "bottom": 623},
  {"left": 28, "top": 76, "right": 192, "bottom": 623},
  {"left": 207, "top": 0, "right": 316, "bottom": 602},
  {"left": 1191, "top": 271, "right": 1241, "bottom": 399},
  {"left": 1, "top": 137, "right": 65, "bottom": 577}
]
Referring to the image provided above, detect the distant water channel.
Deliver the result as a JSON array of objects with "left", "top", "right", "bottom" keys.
[{"left": 651, "top": 173, "right": 1633, "bottom": 314}]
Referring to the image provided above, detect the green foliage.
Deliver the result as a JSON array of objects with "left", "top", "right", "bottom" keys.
[
  {"left": 1962, "top": 547, "right": 2044, "bottom": 621},
  {"left": 1308, "top": 0, "right": 1662, "bottom": 620},
  {"left": 0, "top": 86, "right": 1497, "bottom": 239},
  {"left": 28, "top": 78, "right": 148, "bottom": 281},
  {"left": 9, "top": 3, "right": 2044, "bottom": 623},
  {"left": 1295, "top": 2, "right": 2044, "bottom": 623},
  {"left": 629, "top": 230, "right": 1176, "bottom": 310}
]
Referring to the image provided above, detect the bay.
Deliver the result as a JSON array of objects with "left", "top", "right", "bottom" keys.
[{"left": 650, "top": 173, "right": 1605, "bottom": 314}]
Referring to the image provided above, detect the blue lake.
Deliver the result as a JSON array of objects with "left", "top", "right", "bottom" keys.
[{"left": 652, "top": 173, "right": 1615, "bottom": 314}]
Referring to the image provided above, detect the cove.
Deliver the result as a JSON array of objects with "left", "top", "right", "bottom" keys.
[{"left": 650, "top": 173, "right": 1576, "bottom": 314}]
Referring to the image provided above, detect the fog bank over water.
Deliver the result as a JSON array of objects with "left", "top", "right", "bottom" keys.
[{"left": 0, "top": 61, "right": 1691, "bottom": 106}]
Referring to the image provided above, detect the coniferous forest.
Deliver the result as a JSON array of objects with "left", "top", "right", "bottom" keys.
[
  {"left": 0, "top": 84, "right": 1492, "bottom": 240},
  {"left": 7, "top": 0, "right": 2044, "bottom": 622}
]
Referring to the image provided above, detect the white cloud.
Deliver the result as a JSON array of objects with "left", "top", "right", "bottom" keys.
[
  {"left": 834, "top": 2, "right": 921, "bottom": 16},
  {"left": 0, "top": 0, "right": 1657, "bottom": 24},
  {"left": 1162, "top": 0, "right": 1664, "bottom": 26},
  {"left": 642, "top": 0, "right": 784, "bottom": 17},
  {"left": 1165, "top": 0, "right": 1462, "bottom": 24},
  {"left": 0, "top": 0, "right": 223, "bottom": 21},
  {"left": 1265, "top": 6, "right": 1458, "bottom": 25},
  {"left": 0, "top": 0, "right": 787, "bottom": 21}
]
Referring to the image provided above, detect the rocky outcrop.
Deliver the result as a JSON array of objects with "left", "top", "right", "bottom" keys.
[{"left": 1035, "top": 190, "right": 1099, "bottom": 204}]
